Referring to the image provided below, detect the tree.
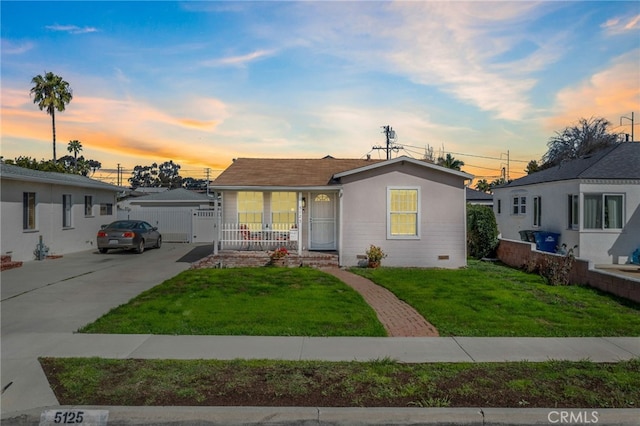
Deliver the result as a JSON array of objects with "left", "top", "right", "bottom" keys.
[
  {"left": 525, "top": 160, "right": 540, "bottom": 175},
  {"left": 128, "top": 160, "right": 183, "bottom": 189},
  {"left": 467, "top": 204, "right": 498, "bottom": 259},
  {"left": 474, "top": 179, "right": 491, "bottom": 193},
  {"left": 30, "top": 72, "right": 73, "bottom": 163},
  {"left": 437, "top": 153, "right": 465, "bottom": 171},
  {"left": 541, "top": 117, "right": 620, "bottom": 168},
  {"left": 67, "top": 140, "right": 83, "bottom": 171}
]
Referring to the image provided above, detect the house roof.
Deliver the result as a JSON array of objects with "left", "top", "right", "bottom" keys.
[
  {"left": 466, "top": 187, "right": 493, "bottom": 201},
  {"left": 212, "top": 156, "right": 472, "bottom": 189},
  {"left": 212, "top": 157, "right": 384, "bottom": 188},
  {"left": 500, "top": 143, "right": 640, "bottom": 188},
  {"left": 131, "top": 188, "right": 214, "bottom": 203},
  {"left": 0, "top": 162, "right": 122, "bottom": 192}
]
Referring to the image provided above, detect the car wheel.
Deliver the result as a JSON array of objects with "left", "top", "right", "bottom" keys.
[
  {"left": 136, "top": 240, "right": 145, "bottom": 254},
  {"left": 155, "top": 236, "right": 162, "bottom": 249},
  {"left": 99, "top": 248, "right": 108, "bottom": 254}
]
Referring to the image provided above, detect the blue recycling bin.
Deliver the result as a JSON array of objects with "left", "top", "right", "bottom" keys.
[{"left": 534, "top": 232, "right": 560, "bottom": 253}]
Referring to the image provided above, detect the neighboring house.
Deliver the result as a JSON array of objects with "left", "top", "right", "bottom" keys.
[
  {"left": 466, "top": 187, "right": 493, "bottom": 207},
  {"left": 493, "top": 143, "right": 640, "bottom": 265},
  {"left": 211, "top": 155, "right": 473, "bottom": 268},
  {"left": 118, "top": 188, "right": 217, "bottom": 243},
  {"left": 0, "top": 162, "right": 122, "bottom": 262}
]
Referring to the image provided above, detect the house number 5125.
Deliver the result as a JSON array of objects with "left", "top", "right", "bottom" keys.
[{"left": 40, "top": 409, "right": 108, "bottom": 426}]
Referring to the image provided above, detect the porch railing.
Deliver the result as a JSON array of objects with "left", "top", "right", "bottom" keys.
[{"left": 219, "top": 223, "right": 299, "bottom": 251}]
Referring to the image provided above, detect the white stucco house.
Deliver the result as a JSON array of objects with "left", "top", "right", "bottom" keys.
[
  {"left": 210, "top": 155, "right": 473, "bottom": 268},
  {"left": 0, "top": 162, "right": 122, "bottom": 262},
  {"left": 492, "top": 143, "right": 640, "bottom": 265}
]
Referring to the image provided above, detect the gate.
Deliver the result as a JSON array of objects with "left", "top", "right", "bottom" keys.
[{"left": 117, "top": 208, "right": 216, "bottom": 243}]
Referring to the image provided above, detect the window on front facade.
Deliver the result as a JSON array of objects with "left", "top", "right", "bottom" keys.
[
  {"left": 84, "top": 195, "right": 93, "bottom": 216},
  {"left": 584, "top": 194, "right": 624, "bottom": 229},
  {"left": 568, "top": 194, "right": 579, "bottom": 229},
  {"left": 23, "top": 192, "right": 36, "bottom": 230},
  {"left": 63, "top": 194, "right": 72, "bottom": 227},
  {"left": 533, "top": 196, "right": 542, "bottom": 227},
  {"left": 388, "top": 188, "right": 419, "bottom": 238},
  {"left": 512, "top": 196, "right": 526, "bottom": 215},
  {"left": 238, "top": 191, "right": 263, "bottom": 228},
  {"left": 271, "top": 192, "right": 296, "bottom": 227},
  {"left": 100, "top": 203, "right": 113, "bottom": 215},
  {"left": 497, "top": 199, "right": 501, "bottom": 214}
]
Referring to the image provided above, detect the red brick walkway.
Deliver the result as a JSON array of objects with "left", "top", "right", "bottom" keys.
[{"left": 323, "top": 268, "right": 439, "bottom": 337}]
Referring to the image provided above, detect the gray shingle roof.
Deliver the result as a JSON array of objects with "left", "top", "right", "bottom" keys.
[
  {"left": 133, "top": 188, "right": 213, "bottom": 202},
  {"left": 0, "top": 162, "right": 122, "bottom": 192},
  {"left": 501, "top": 143, "right": 640, "bottom": 188}
]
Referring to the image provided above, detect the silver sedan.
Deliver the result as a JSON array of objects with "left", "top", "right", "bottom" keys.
[{"left": 96, "top": 220, "right": 162, "bottom": 254}]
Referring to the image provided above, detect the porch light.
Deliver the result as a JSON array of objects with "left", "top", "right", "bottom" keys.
[{"left": 301, "top": 197, "right": 306, "bottom": 209}]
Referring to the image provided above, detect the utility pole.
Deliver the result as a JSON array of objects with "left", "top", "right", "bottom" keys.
[
  {"left": 372, "top": 125, "right": 402, "bottom": 159},
  {"left": 117, "top": 163, "right": 121, "bottom": 187},
  {"left": 620, "top": 112, "right": 634, "bottom": 142},
  {"left": 206, "top": 168, "right": 210, "bottom": 196}
]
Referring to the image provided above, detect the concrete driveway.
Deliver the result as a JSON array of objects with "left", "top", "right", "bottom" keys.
[{"left": 1, "top": 243, "right": 199, "bottom": 414}]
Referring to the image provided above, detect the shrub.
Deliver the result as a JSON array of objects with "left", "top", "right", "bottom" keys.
[{"left": 467, "top": 204, "right": 498, "bottom": 259}]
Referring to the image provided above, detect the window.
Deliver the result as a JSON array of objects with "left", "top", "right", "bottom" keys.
[
  {"left": 84, "top": 196, "right": 93, "bottom": 216},
  {"left": 567, "top": 194, "right": 579, "bottom": 229},
  {"left": 533, "top": 196, "right": 542, "bottom": 227},
  {"left": 100, "top": 203, "right": 113, "bottom": 215},
  {"left": 584, "top": 194, "right": 624, "bottom": 230},
  {"left": 23, "top": 192, "right": 36, "bottom": 230},
  {"left": 63, "top": 194, "right": 72, "bottom": 227},
  {"left": 388, "top": 188, "right": 419, "bottom": 238},
  {"left": 271, "top": 192, "right": 296, "bottom": 226},
  {"left": 512, "top": 196, "right": 526, "bottom": 215},
  {"left": 497, "top": 199, "right": 501, "bottom": 215},
  {"left": 237, "top": 191, "right": 263, "bottom": 228}
]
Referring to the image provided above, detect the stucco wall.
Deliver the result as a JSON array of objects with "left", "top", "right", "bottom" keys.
[
  {"left": 339, "top": 162, "right": 467, "bottom": 268},
  {"left": 1, "top": 179, "right": 117, "bottom": 262}
]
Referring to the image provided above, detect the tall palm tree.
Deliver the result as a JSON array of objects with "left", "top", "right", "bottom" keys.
[
  {"left": 437, "top": 153, "right": 465, "bottom": 171},
  {"left": 67, "top": 139, "right": 83, "bottom": 170},
  {"left": 30, "top": 72, "right": 73, "bottom": 163}
]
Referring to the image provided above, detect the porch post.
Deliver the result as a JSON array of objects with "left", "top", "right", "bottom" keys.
[
  {"left": 213, "top": 191, "right": 219, "bottom": 255},
  {"left": 298, "top": 192, "right": 303, "bottom": 256}
]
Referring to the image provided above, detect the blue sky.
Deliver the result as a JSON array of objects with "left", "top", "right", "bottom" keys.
[{"left": 2, "top": 1, "right": 639, "bottom": 182}]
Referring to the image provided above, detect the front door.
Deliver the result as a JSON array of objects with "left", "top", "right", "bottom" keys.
[{"left": 309, "top": 192, "right": 336, "bottom": 250}]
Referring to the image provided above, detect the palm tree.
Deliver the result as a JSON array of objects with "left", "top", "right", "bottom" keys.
[
  {"left": 474, "top": 179, "right": 491, "bottom": 193},
  {"left": 67, "top": 140, "right": 83, "bottom": 171},
  {"left": 437, "top": 153, "right": 465, "bottom": 171},
  {"left": 30, "top": 72, "right": 73, "bottom": 163}
]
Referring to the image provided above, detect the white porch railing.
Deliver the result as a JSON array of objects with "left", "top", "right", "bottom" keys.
[{"left": 219, "top": 223, "right": 299, "bottom": 251}]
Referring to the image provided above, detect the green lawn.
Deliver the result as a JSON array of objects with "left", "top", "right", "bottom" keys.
[
  {"left": 352, "top": 260, "right": 640, "bottom": 337},
  {"left": 40, "top": 357, "right": 640, "bottom": 408},
  {"left": 79, "top": 268, "right": 386, "bottom": 336}
]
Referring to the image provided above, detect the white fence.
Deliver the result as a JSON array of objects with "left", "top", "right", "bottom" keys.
[{"left": 219, "top": 223, "right": 298, "bottom": 250}]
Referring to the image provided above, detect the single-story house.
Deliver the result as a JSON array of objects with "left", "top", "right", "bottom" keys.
[
  {"left": 492, "top": 143, "right": 640, "bottom": 265},
  {"left": 0, "top": 162, "right": 122, "bottom": 262},
  {"left": 118, "top": 188, "right": 218, "bottom": 243},
  {"left": 210, "top": 155, "right": 473, "bottom": 268}
]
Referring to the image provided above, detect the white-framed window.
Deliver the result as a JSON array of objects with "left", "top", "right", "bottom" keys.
[
  {"left": 84, "top": 195, "right": 93, "bottom": 217},
  {"left": 387, "top": 187, "right": 419, "bottom": 239},
  {"left": 512, "top": 196, "right": 526, "bottom": 215},
  {"left": 100, "top": 203, "right": 113, "bottom": 215},
  {"left": 584, "top": 194, "right": 624, "bottom": 230},
  {"left": 23, "top": 192, "right": 37, "bottom": 230},
  {"left": 237, "top": 191, "right": 263, "bottom": 228},
  {"left": 533, "top": 196, "right": 542, "bottom": 227},
  {"left": 567, "top": 194, "right": 579, "bottom": 230},
  {"left": 271, "top": 192, "right": 296, "bottom": 226},
  {"left": 63, "top": 194, "right": 73, "bottom": 228}
]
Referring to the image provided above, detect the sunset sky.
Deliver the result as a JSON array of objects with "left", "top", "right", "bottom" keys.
[{"left": 1, "top": 1, "right": 639, "bottom": 184}]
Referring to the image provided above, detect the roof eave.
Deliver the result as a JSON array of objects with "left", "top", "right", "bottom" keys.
[{"left": 333, "top": 156, "right": 473, "bottom": 180}]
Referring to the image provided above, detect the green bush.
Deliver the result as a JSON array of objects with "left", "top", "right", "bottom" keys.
[{"left": 467, "top": 204, "right": 498, "bottom": 259}]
